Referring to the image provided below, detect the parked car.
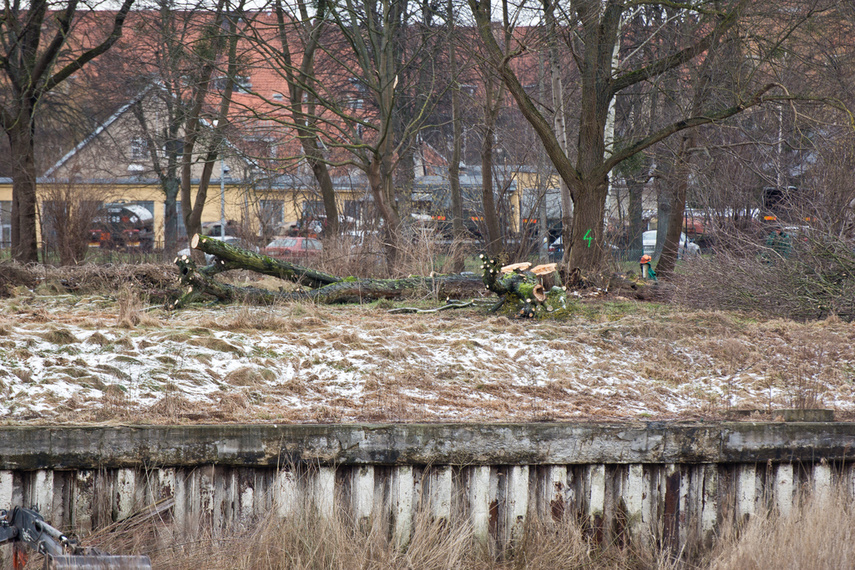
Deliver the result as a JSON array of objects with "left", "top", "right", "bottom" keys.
[
  {"left": 642, "top": 230, "right": 700, "bottom": 259},
  {"left": 177, "top": 235, "right": 257, "bottom": 264},
  {"left": 263, "top": 236, "right": 323, "bottom": 259}
]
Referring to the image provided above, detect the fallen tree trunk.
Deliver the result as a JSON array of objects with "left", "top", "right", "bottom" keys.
[
  {"left": 190, "top": 234, "right": 340, "bottom": 288},
  {"left": 170, "top": 235, "right": 569, "bottom": 313},
  {"left": 170, "top": 255, "right": 486, "bottom": 309}
]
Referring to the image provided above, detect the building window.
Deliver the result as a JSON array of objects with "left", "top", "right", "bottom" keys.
[
  {"left": 302, "top": 200, "right": 325, "bottom": 219},
  {"left": 130, "top": 136, "right": 148, "bottom": 160},
  {"left": 236, "top": 75, "right": 252, "bottom": 93},
  {"left": 349, "top": 77, "right": 368, "bottom": 92},
  {"left": 0, "top": 201, "right": 11, "bottom": 248},
  {"left": 344, "top": 200, "right": 362, "bottom": 222},
  {"left": 214, "top": 75, "right": 252, "bottom": 93},
  {"left": 260, "top": 199, "right": 284, "bottom": 232}
]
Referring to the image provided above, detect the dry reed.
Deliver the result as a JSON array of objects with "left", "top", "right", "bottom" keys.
[{"left": 708, "top": 483, "right": 855, "bottom": 570}]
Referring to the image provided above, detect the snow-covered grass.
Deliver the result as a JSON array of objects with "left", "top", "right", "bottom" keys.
[{"left": 1, "top": 289, "right": 853, "bottom": 425}]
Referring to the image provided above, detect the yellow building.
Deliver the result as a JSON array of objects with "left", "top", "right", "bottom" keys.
[
  {"left": 0, "top": 178, "right": 11, "bottom": 248},
  {"left": 411, "top": 165, "right": 562, "bottom": 236},
  {"left": 25, "top": 90, "right": 368, "bottom": 254}
]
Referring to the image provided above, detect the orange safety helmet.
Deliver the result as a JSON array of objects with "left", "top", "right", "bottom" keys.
[{"left": 639, "top": 255, "right": 652, "bottom": 264}]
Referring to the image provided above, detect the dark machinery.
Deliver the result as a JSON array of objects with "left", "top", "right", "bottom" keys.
[
  {"left": 0, "top": 507, "right": 151, "bottom": 570},
  {"left": 89, "top": 203, "right": 155, "bottom": 252}
]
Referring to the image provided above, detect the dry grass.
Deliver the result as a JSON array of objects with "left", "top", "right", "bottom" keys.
[
  {"left": 319, "top": 233, "right": 387, "bottom": 278},
  {"left": 708, "top": 484, "right": 855, "bottom": 570},
  {"left": 672, "top": 234, "right": 855, "bottom": 323},
  {"left": 82, "top": 497, "right": 673, "bottom": 570},
  {"left": 1, "top": 264, "right": 854, "bottom": 424},
  {"left": 69, "top": 483, "right": 855, "bottom": 570}
]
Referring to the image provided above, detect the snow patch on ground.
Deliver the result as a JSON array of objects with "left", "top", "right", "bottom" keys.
[{"left": 1, "top": 295, "right": 854, "bottom": 423}]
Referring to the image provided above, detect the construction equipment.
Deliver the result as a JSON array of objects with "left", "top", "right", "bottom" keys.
[{"left": 0, "top": 507, "right": 151, "bottom": 570}]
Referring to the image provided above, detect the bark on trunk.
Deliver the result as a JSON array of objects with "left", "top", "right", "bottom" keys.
[
  {"left": 307, "top": 144, "right": 339, "bottom": 235},
  {"left": 366, "top": 159, "right": 402, "bottom": 269},
  {"left": 190, "top": 233, "right": 340, "bottom": 288},
  {"left": 479, "top": 65, "right": 505, "bottom": 259},
  {"left": 480, "top": 122, "right": 502, "bottom": 257},
  {"left": 9, "top": 121, "right": 39, "bottom": 263},
  {"left": 627, "top": 176, "right": 645, "bottom": 256},
  {"left": 657, "top": 133, "right": 694, "bottom": 276},
  {"left": 567, "top": 178, "right": 609, "bottom": 271},
  {"left": 163, "top": 178, "right": 180, "bottom": 260}
]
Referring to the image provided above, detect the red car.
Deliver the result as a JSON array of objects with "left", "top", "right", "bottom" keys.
[{"left": 263, "top": 237, "right": 323, "bottom": 259}]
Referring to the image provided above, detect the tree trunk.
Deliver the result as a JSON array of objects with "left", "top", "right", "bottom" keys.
[
  {"left": 8, "top": 120, "right": 39, "bottom": 263},
  {"left": 174, "top": 237, "right": 659, "bottom": 311},
  {"left": 190, "top": 233, "right": 340, "bottom": 288},
  {"left": 306, "top": 142, "right": 339, "bottom": 236},
  {"left": 163, "top": 177, "right": 180, "bottom": 260},
  {"left": 480, "top": 122, "right": 502, "bottom": 257},
  {"left": 567, "top": 177, "right": 609, "bottom": 270},
  {"left": 449, "top": 99, "right": 465, "bottom": 272},
  {"left": 366, "top": 158, "right": 402, "bottom": 269},
  {"left": 657, "top": 133, "right": 694, "bottom": 276},
  {"left": 173, "top": 242, "right": 483, "bottom": 308},
  {"left": 627, "top": 176, "right": 645, "bottom": 257},
  {"left": 175, "top": 236, "right": 565, "bottom": 312},
  {"left": 656, "top": 155, "right": 673, "bottom": 260},
  {"left": 448, "top": 0, "right": 465, "bottom": 273},
  {"left": 656, "top": 15, "right": 721, "bottom": 277}
]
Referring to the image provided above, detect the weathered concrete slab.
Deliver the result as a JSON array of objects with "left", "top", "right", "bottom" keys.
[{"left": 0, "top": 423, "right": 853, "bottom": 469}]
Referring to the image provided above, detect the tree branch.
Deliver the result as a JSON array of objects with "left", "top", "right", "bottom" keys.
[
  {"left": 42, "top": 0, "right": 136, "bottom": 92},
  {"left": 608, "top": 0, "right": 747, "bottom": 97},
  {"left": 603, "top": 83, "right": 782, "bottom": 175}
]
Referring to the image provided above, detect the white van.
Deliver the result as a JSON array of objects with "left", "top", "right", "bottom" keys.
[{"left": 642, "top": 230, "right": 700, "bottom": 258}]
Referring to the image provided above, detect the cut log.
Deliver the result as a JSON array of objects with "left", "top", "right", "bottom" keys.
[
  {"left": 170, "top": 238, "right": 568, "bottom": 315},
  {"left": 190, "top": 234, "right": 340, "bottom": 288},
  {"left": 501, "top": 262, "right": 532, "bottom": 274},
  {"left": 530, "top": 263, "right": 557, "bottom": 276},
  {"left": 479, "top": 254, "right": 568, "bottom": 316},
  {"left": 482, "top": 255, "right": 550, "bottom": 302},
  {"left": 170, "top": 254, "right": 485, "bottom": 308}
]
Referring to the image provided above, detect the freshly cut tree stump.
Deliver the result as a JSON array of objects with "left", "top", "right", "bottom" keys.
[{"left": 480, "top": 255, "right": 566, "bottom": 316}]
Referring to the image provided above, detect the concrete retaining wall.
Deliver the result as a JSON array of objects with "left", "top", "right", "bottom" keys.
[{"left": 0, "top": 423, "right": 852, "bottom": 553}]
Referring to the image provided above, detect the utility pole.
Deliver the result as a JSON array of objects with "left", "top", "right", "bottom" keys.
[{"left": 220, "top": 156, "right": 228, "bottom": 238}]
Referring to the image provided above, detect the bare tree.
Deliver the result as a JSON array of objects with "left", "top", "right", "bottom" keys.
[
  {"left": 0, "top": 0, "right": 136, "bottom": 262},
  {"left": 265, "top": 0, "right": 341, "bottom": 236},
  {"left": 466, "top": 0, "right": 801, "bottom": 273},
  {"left": 179, "top": 0, "right": 248, "bottom": 255},
  {"left": 40, "top": 180, "right": 105, "bottom": 265}
]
